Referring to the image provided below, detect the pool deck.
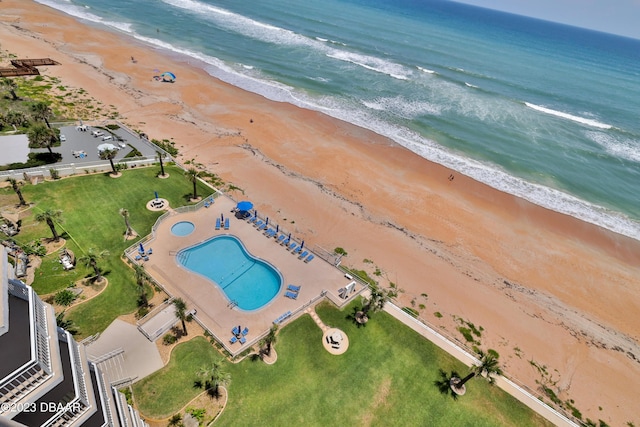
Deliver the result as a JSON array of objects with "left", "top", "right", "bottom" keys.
[{"left": 133, "top": 196, "right": 358, "bottom": 354}]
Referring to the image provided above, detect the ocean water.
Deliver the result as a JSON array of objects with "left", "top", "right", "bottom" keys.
[{"left": 36, "top": 0, "right": 640, "bottom": 240}]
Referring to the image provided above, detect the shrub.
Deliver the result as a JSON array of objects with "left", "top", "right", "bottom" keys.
[
  {"left": 49, "top": 168, "right": 60, "bottom": 180},
  {"left": 334, "top": 247, "right": 348, "bottom": 256},
  {"left": 54, "top": 289, "right": 77, "bottom": 306},
  {"left": 163, "top": 333, "right": 177, "bottom": 345}
]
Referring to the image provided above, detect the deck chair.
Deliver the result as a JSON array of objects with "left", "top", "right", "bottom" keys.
[
  {"left": 288, "top": 284, "right": 301, "bottom": 293},
  {"left": 285, "top": 290, "right": 298, "bottom": 300}
]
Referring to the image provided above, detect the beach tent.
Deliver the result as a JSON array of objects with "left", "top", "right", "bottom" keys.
[
  {"left": 97, "top": 143, "right": 118, "bottom": 152},
  {"left": 161, "top": 72, "right": 176, "bottom": 82}
]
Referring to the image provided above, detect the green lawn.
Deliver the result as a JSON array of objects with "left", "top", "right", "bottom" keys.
[
  {"left": 2, "top": 165, "right": 211, "bottom": 336},
  {"left": 134, "top": 302, "right": 552, "bottom": 426}
]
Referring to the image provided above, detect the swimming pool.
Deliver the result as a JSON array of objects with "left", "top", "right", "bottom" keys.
[
  {"left": 171, "top": 221, "right": 195, "bottom": 236},
  {"left": 176, "top": 235, "right": 282, "bottom": 310}
]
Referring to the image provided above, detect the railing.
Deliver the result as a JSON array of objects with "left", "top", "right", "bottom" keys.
[
  {"left": 91, "top": 363, "right": 116, "bottom": 427},
  {"left": 0, "top": 282, "right": 52, "bottom": 407}
]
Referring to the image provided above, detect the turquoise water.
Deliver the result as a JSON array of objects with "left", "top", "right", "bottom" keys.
[
  {"left": 170, "top": 221, "right": 195, "bottom": 236},
  {"left": 37, "top": 0, "right": 640, "bottom": 240},
  {"left": 176, "top": 235, "right": 282, "bottom": 311}
]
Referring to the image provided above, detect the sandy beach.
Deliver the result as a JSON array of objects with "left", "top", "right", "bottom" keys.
[{"left": 2, "top": 1, "right": 639, "bottom": 424}]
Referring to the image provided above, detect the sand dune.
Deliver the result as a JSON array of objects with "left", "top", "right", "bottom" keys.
[{"left": 2, "top": 1, "right": 639, "bottom": 424}]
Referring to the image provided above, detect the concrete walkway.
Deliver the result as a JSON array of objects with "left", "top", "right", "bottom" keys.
[
  {"left": 85, "top": 319, "right": 164, "bottom": 384},
  {"left": 383, "top": 303, "right": 579, "bottom": 427}
]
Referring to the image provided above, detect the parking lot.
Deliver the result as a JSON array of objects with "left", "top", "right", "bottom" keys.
[{"left": 31, "top": 124, "right": 159, "bottom": 166}]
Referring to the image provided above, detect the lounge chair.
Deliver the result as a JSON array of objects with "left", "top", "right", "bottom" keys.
[
  {"left": 258, "top": 223, "right": 267, "bottom": 231},
  {"left": 224, "top": 218, "right": 230, "bottom": 230},
  {"left": 134, "top": 255, "right": 142, "bottom": 261},
  {"left": 265, "top": 228, "right": 275, "bottom": 237},
  {"left": 242, "top": 327, "right": 249, "bottom": 336},
  {"left": 281, "top": 238, "right": 290, "bottom": 246},
  {"left": 215, "top": 218, "right": 221, "bottom": 230},
  {"left": 298, "top": 250, "right": 308, "bottom": 259},
  {"left": 230, "top": 336, "right": 237, "bottom": 344},
  {"left": 292, "top": 246, "right": 302, "bottom": 255},
  {"left": 240, "top": 336, "right": 246, "bottom": 344},
  {"left": 232, "top": 326, "right": 240, "bottom": 335},
  {"left": 247, "top": 214, "right": 256, "bottom": 223},
  {"left": 288, "top": 242, "right": 297, "bottom": 251},
  {"left": 276, "top": 234, "right": 286, "bottom": 243},
  {"left": 143, "top": 256, "right": 149, "bottom": 261},
  {"left": 287, "top": 284, "right": 301, "bottom": 293},
  {"left": 332, "top": 344, "right": 340, "bottom": 349},
  {"left": 204, "top": 202, "right": 211, "bottom": 208},
  {"left": 147, "top": 248, "right": 153, "bottom": 255},
  {"left": 284, "top": 291, "right": 298, "bottom": 300},
  {"left": 304, "top": 254, "right": 314, "bottom": 263},
  {"left": 254, "top": 220, "right": 264, "bottom": 228}
]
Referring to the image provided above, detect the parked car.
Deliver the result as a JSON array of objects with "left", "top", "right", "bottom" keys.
[{"left": 59, "top": 135, "right": 66, "bottom": 141}]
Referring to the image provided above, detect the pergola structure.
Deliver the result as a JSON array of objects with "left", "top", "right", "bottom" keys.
[{"left": 0, "top": 58, "right": 60, "bottom": 77}]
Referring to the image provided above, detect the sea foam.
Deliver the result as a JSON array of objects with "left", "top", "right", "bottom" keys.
[{"left": 525, "top": 103, "right": 612, "bottom": 129}]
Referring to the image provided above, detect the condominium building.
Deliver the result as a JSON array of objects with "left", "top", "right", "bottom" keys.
[{"left": 0, "top": 247, "right": 147, "bottom": 427}]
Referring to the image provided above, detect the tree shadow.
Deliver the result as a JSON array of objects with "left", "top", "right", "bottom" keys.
[
  {"left": 434, "top": 369, "right": 459, "bottom": 400},
  {"left": 346, "top": 306, "right": 366, "bottom": 328}
]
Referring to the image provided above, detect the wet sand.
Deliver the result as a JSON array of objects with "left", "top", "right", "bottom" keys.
[{"left": 2, "top": 1, "right": 639, "bottom": 424}]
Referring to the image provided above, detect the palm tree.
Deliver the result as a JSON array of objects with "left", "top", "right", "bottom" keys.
[
  {"left": 450, "top": 350, "right": 503, "bottom": 395},
  {"left": 260, "top": 325, "right": 278, "bottom": 357},
  {"left": 56, "top": 311, "right": 78, "bottom": 335},
  {"left": 30, "top": 101, "right": 53, "bottom": 129},
  {"left": 119, "top": 208, "right": 134, "bottom": 237},
  {"left": 27, "top": 123, "right": 56, "bottom": 154},
  {"left": 8, "top": 178, "right": 26, "bottom": 206},
  {"left": 173, "top": 297, "right": 188, "bottom": 335},
  {"left": 354, "top": 285, "right": 396, "bottom": 325},
  {"left": 1, "top": 78, "right": 19, "bottom": 100},
  {"left": 195, "top": 362, "right": 230, "bottom": 399},
  {"left": 79, "top": 248, "right": 110, "bottom": 282},
  {"left": 4, "top": 110, "right": 28, "bottom": 128},
  {"left": 98, "top": 147, "right": 119, "bottom": 175},
  {"left": 133, "top": 264, "right": 148, "bottom": 307},
  {"left": 157, "top": 151, "right": 167, "bottom": 177},
  {"left": 35, "top": 209, "right": 63, "bottom": 241},
  {"left": 185, "top": 167, "right": 200, "bottom": 200}
]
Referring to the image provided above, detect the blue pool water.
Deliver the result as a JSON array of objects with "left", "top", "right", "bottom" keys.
[
  {"left": 176, "top": 235, "right": 282, "bottom": 310},
  {"left": 171, "top": 221, "right": 195, "bottom": 236}
]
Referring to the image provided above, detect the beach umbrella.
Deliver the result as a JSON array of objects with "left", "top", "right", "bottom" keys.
[
  {"left": 139, "top": 243, "right": 145, "bottom": 253},
  {"left": 300, "top": 240, "right": 304, "bottom": 249},
  {"left": 237, "top": 201, "right": 253, "bottom": 211},
  {"left": 161, "top": 71, "right": 176, "bottom": 82},
  {"left": 221, "top": 213, "right": 224, "bottom": 221},
  {"left": 288, "top": 233, "right": 291, "bottom": 240},
  {"left": 154, "top": 191, "right": 159, "bottom": 200},
  {"left": 276, "top": 225, "right": 279, "bottom": 233},
  {"left": 266, "top": 217, "right": 269, "bottom": 225}
]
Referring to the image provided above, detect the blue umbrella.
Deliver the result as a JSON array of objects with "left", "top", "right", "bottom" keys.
[
  {"left": 139, "top": 243, "right": 145, "bottom": 253},
  {"left": 237, "top": 201, "right": 253, "bottom": 211},
  {"left": 276, "top": 224, "right": 279, "bottom": 233},
  {"left": 288, "top": 233, "right": 291, "bottom": 240},
  {"left": 221, "top": 213, "right": 224, "bottom": 222},
  {"left": 154, "top": 191, "right": 159, "bottom": 200},
  {"left": 300, "top": 240, "right": 304, "bottom": 249},
  {"left": 266, "top": 217, "right": 269, "bottom": 226}
]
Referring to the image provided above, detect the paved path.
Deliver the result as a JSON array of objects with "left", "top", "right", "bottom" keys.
[
  {"left": 85, "top": 319, "right": 164, "bottom": 384},
  {"left": 305, "top": 306, "right": 329, "bottom": 332}
]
